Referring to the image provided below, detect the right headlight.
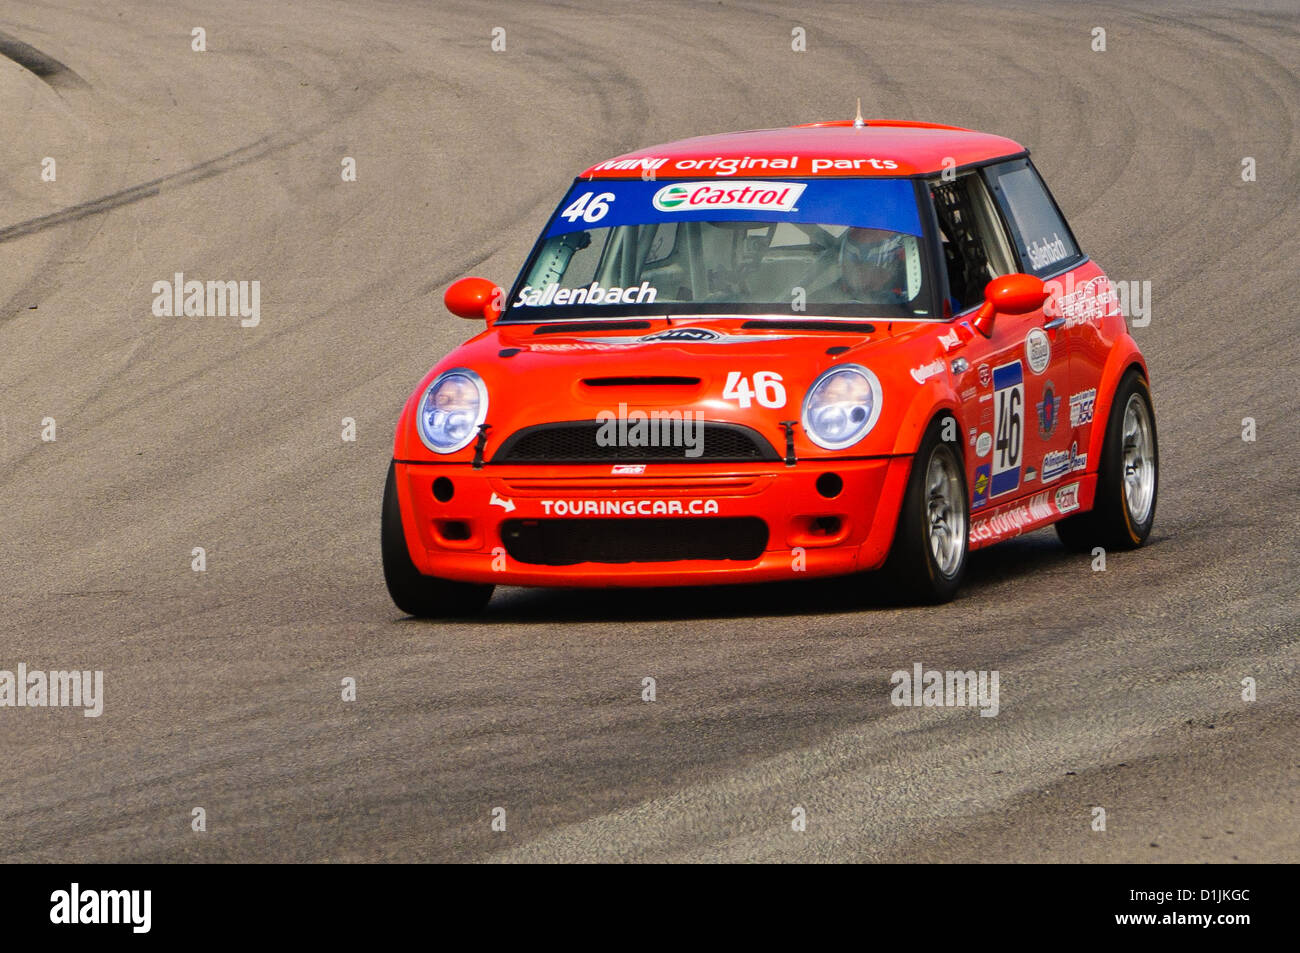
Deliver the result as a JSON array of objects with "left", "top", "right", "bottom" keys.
[
  {"left": 801, "top": 364, "right": 883, "bottom": 450},
  {"left": 417, "top": 368, "right": 488, "bottom": 453}
]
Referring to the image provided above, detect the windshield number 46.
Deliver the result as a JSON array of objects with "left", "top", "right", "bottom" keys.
[{"left": 560, "top": 191, "right": 615, "bottom": 224}]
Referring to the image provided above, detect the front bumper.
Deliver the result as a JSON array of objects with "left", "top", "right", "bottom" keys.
[{"left": 393, "top": 457, "right": 914, "bottom": 588}]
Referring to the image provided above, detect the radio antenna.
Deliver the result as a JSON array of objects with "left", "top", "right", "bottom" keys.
[{"left": 853, "top": 98, "right": 865, "bottom": 128}]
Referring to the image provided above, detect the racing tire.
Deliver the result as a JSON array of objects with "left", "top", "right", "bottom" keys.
[
  {"left": 382, "top": 461, "right": 494, "bottom": 617},
  {"left": 880, "top": 415, "right": 968, "bottom": 604},
  {"left": 1055, "top": 369, "right": 1158, "bottom": 552}
]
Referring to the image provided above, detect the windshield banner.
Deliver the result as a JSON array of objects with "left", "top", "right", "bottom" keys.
[{"left": 543, "top": 178, "right": 922, "bottom": 238}]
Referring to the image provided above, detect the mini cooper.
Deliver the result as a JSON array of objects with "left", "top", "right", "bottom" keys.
[{"left": 383, "top": 118, "right": 1158, "bottom": 615}]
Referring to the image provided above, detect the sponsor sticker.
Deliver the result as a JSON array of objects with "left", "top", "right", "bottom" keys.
[
  {"left": 1069, "top": 388, "right": 1097, "bottom": 427},
  {"left": 540, "top": 498, "right": 719, "bottom": 516},
  {"left": 1026, "top": 232, "right": 1069, "bottom": 271},
  {"left": 515, "top": 280, "right": 657, "bottom": 307},
  {"left": 971, "top": 463, "right": 991, "bottom": 509},
  {"left": 977, "top": 363, "right": 992, "bottom": 388},
  {"left": 969, "top": 491, "right": 1055, "bottom": 543},
  {"left": 1041, "top": 441, "right": 1088, "bottom": 483},
  {"left": 652, "top": 181, "right": 807, "bottom": 213},
  {"left": 611, "top": 464, "right": 646, "bottom": 475},
  {"left": 1037, "top": 380, "right": 1061, "bottom": 439},
  {"left": 910, "top": 359, "right": 945, "bottom": 384},
  {"left": 976, "top": 432, "right": 992, "bottom": 458},
  {"left": 1025, "top": 328, "right": 1051, "bottom": 374},
  {"left": 1055, "top": 482, "right": 1081, "bottom": 514}
]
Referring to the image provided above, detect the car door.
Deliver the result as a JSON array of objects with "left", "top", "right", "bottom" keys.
[
  {"left": 928, "top": 168, "right": 1074, "bottom": 513},
  {"left": 982, "top": 158, "right": 1093, "bottom": 489}
]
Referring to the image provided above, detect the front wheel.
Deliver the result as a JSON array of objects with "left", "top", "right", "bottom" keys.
[
  {"left": 880, "top": 416, "right": 968, "bottom": 604},
  {"left": 1056, "top": 369, "right": 1158, "bottom": 551},
  {"left": 382, "top": 461, "right": 494, "bottom": 617}
]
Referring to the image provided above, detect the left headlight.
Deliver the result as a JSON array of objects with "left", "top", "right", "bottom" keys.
[
  {"left": 801, "top": 364, "right": 883, "bottom": 450},
  {"left": 417, "top": 368, "right": 488, "bottom": 453}
]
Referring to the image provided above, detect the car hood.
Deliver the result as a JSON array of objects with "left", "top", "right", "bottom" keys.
[{"left": 397, "top": 317, "right": 959, "bottom": 461}]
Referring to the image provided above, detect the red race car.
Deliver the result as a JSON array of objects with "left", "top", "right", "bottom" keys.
[{"left": 383, "top": 118, "right": 1158, "bottom": 615}]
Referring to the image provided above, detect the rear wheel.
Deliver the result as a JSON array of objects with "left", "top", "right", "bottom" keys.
[
  {"left": 382, "top": 461, "right": 494, "bottom": 617},
  {"left": 880, "top": 416, "right": 968, "bottom": 604},
  {"left": 1056, "top": 369, "right": 1158, "bottom": 551}
]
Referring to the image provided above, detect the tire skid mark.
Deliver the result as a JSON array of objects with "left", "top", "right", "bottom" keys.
[{"left": 0, "top": 29, "right": 88, "bottom": 89}]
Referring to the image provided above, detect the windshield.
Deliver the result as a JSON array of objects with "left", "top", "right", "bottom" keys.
[{"left": 503, "top": 178, "right": 936, "bottom": 321}]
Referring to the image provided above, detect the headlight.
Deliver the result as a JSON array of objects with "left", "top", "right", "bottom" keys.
[
  {"left": 801, "top": 364, "right": 883, "bottom": 450},
  {"left": 417, "top": 368, "right": 488, "bottom": 453}
]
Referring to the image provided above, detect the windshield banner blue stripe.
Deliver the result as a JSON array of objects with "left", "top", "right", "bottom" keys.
[{"left": 544, "top": 178, "right": 921, "bottom": 237}]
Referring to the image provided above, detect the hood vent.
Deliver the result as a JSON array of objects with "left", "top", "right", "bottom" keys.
[
  {"left": 532, "top": 320, "right": 652, "bottom": 335},
  {"left": 581, "top": 376, "right": 701, "bottom": 387},
  {"left": 741, "top": 320, "right": 875, "bottom": 333}
]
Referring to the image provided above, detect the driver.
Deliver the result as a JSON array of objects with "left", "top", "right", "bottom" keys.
[{"left": 840, "top": 227, "right": 909, "bottom": 302}]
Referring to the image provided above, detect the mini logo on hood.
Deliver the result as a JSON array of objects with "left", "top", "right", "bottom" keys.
[{"left": 641, "top": 327, "right": 720, "bottom": 342}]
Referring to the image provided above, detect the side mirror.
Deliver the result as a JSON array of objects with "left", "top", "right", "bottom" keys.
[
  {"left": 972, "top": 273, "right": 1048, "bottom": 337},
  {"left": 445, "top": 277, "right": 504, "bottom": 324}
]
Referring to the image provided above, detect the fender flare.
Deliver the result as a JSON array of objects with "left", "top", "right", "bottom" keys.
[{"left": 1086, "top": 336, "right": 1149, "bottom": 467}]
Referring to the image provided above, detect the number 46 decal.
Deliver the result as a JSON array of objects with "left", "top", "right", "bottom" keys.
[
  {"left": 559, "top": 191, "right": 614, "bottom": 224},
  {"left": 723, "top": 371, "right": 786, "bottom": 409}
]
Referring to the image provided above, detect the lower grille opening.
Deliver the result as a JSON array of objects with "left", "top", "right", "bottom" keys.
[{"left": 501, "top": 517, "right": 768, "bottom": 566}]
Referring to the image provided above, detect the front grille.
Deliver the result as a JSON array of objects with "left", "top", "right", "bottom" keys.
[
  {"left": 490, "top": 421, "right": 779, "bottom": 463},
  {"left": 501, "top": 517, "right": 768, "bottom": 565}
]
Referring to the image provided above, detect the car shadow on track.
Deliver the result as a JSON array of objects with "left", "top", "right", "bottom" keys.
[{"left": 422, "top": 530, "right": 1092, "bottom": 625}]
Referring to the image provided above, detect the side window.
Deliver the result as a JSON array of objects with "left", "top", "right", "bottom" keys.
[
  {"left": 984, "top": 159, "right": 1082, "bottom": 277},
  {"left": 929, "top": 171, "right": 1016, "bottom": 314}
]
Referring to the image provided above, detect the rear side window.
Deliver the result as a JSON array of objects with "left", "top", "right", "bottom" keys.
[{"left": 984, "top": 159, "right": 1082, "bottom": 276}]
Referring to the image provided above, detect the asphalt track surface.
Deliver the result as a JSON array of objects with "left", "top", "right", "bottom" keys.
[{"left": 1, "top": 0, "right": 1297, "bottom": 864}]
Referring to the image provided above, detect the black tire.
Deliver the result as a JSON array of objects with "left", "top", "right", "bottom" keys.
[
  {"left": 382, "top": 461, "right": 494, "bottom": 617},
  {"left": 880, "top": 415, "right": 968, "bottom": 604},
  {"left": 1055, "top": 369, "right": 1158, "bottom": 552}
]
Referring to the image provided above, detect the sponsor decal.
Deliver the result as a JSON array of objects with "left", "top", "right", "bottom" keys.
[
  {"left": 591, "top": 154, "right": 902, "bottom": 177},
  {"left": 975, "top": 432, "right": 992, "bottom": 458},
  {"left": 540, "top": 498, "right": 719, "bottom": 516},
  {"left": 590, "top": 156, "right": 670, "bottom": 173},
  {"left": 1045, "top": 275, "right": 1118, "bottom": 328},
  {"left": 969, "top": 491, "right": 1055, "bottom": 543},
  {"left": 489, "top": 492, "right": 516, "bottom": 512},
  {"left": 1025, "top": 328, "right": 1051, "bottom": 374},
  {"left": 938, "top": 328, "right": 961, "bottom": 351},
  {"left": 515, "top": 280, "right": 657, "bottom": 307},
  {"left": 960, "top": 385, "right": 977, "bottom": 402},
  {"left": 1025, "top": 466, "right": 1038, "bottom": 482},
  {"left": 990, "top": 361, "right": 1024, "bottom": 498},
  {"left": 652, "top": 181, "right": 806, "bottom": 213},
  {"left": 1054, "top": 481, "right": 1081, "bottom": 514},
  {"left": 611, "top": 464, "right": 646, "bottom": 475},
  {"left": 1041, "top": 441, "right": 1088, "bottom": 484},
  {"left": 910, "top": 359, "right": 945, "bottom": 384},
  {"left": 971, "top": 463, "right": 991, "bottom": 509},
  {"left": 977, "top": 363, "right": 991, "bottom": 388},
  {"left": 1026, "top": 231, "right": 1069, "bottom": 271},
  {"left": 1069, "top": 388, "right": 1097, "bottom": 427},
  {"left": 1037, "top": 380, "right": 1061, "bottom": 439}
]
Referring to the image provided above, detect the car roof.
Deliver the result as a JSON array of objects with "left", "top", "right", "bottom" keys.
[{"left": 580, "top": 120, "right": 1027, "bottom": 179}]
